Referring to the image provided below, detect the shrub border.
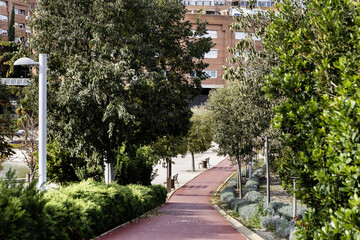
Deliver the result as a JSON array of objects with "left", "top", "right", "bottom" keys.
[{"left": 211, "top": 171, "right": 264, "bottom": 240}]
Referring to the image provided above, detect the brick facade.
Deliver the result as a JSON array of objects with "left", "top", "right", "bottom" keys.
[{"left": 0, "top": 0, "right": 37, "bottom": 42}]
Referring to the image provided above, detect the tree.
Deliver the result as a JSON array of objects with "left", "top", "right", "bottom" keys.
[
  {"left": 30, "top": 0, "right": 212, "bottom": 183},
  {"left": 207, "top": 80, "right": 272, "bottom": 198},
  {"left": 8, "top": 3, "right": 15, "bottom": 42},
  {"left": 207, "top": 6, "right": 274, "bottom": 198},
  {"left": 0, "top": 83, "right": 14, "bottom": 168},
  {"left": 15, "top": 97, "right": 39, "bottom": 181},
  {"left": 151, "top": 135, "right": 187, "bottom": 192},
  {"left": 264, "top": 0, "right": 360, "bottom": 238},
  {"left": 183, "top": 106, "right": 213, "bottom": 172}
]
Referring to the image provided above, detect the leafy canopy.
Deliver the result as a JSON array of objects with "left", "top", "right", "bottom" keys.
[
  {"left": 264, "top": 0, "right": 360, "bottom": 238},
  {"left": 30, "top": 0, "right": 213, "bottom": 181}
]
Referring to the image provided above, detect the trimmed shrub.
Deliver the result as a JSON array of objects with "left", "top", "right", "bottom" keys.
[
  {"left": 220, "top": 187, "right": 235, "bottom": 203},
  {"left": 277, "top": 205, "right": 307, "bottom": 221},
  {"left": 44, "top": 180, "right": 167, "bottom": 239},
  {"left": 260, "top": 215, "right": 293, "bottom": 238},
  {"left": 269, "top": 201, "right": 286, "bottom": 213},
  {"left": 0, "top": 170, "right": 52, "bottom": 240},
  {"left": 227, "top": 178, "right": 237, "bottom": 188},
  {"left": 0, "top": 173, "right": 167, "bottom": 240},
  {"left": 244, "top": 185, "right": 258, "bottom": 195},
  {"left": 260, "top": 215, "right": 280, "bottom": 230},
  {"left": 230, "top": 198, "right": 251, "bottom": 212},
  {"left": 245, "top": 178, "right": 260, "bottom": 187},
  {"left": 244, "top": 191, "right": 262, "bottom": 202},
  {"left": 253, "top": 168, "right": 264, "bottom": 177},
  {"left": 238, "top": 203, "right": 259, "bottom": 221},
  {"left": 274, "top": 218, "right": 293, "bottom": 238}
]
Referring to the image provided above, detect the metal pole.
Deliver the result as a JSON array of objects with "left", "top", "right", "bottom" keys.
[
  {"left": 265, "top": 136, "right": 270, "bottom": 206},
  {"left": 293, "top": 178, "right": 297, "bottom": 220},
  {"left": 38, "top": 54, "right": 47, "bottom": 190}
]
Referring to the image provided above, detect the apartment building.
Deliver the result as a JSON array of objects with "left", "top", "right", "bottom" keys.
[
  {"left": 0, "top": 0, "right": 38, "bottom": 42},
  {"left": 183, "top": 0, "right": 272, "bottom": 93}
]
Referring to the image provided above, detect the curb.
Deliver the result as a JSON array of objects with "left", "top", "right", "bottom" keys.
[
  {"left": 213, "top": 205, "right": 264, "bottom": 240},
  {"left": 211, "top": 170, "right": 264, "bottom": 240}
]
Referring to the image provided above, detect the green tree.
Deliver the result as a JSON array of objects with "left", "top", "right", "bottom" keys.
[
  {"left": 183, "top": 106, "right": 213, "bottom": 172},
  {"left": 0, "top": 83, "right": 14, "bottom": 167},
  {"left": 207, "top": 6, "right": 274, "bottom": 198},
  {"left": 264, "top": 0, "right": 360, "bottom": 238},
  {"left": 151, "top": 135, "right": 187, "bottom": 192},
  {"left": 8, "top": 3, "right": 15, "bottom": 42},
  {"left": 207, "top": 80, "right": 272, "bottom": 198},
  {"left": 30, "top": 0, "right": 212, "bottom": 183}
]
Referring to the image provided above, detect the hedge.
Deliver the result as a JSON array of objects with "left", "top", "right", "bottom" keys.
[
  {"left": 219, "top": 168, "right": 308, "bottom": 239},
  {"left": 0, "top": 171, "right": 167, "bottom": 240}
]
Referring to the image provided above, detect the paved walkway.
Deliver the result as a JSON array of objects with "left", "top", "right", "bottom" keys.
[{"left": 97, "top": 158, "right": 247, "bottom": 240}]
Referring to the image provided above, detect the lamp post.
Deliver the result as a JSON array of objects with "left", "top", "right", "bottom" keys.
[{"left": 14, "top": 54, "right": 47, "bottom": 190}]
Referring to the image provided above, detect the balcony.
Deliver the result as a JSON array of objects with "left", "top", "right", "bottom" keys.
[{"left": 1, "top": 78, "right": 31, "bottom": 86}]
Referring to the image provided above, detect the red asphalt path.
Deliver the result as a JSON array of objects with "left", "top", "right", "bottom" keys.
[{"left": 97, "top": 157, "right": 247, "bottom": 240}]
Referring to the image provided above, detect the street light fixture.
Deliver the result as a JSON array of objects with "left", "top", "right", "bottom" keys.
[{"left": 14, "top": 54, "right": 47, "bottom": 190}]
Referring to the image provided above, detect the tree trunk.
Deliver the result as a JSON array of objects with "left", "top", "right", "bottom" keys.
[
  {"left": 104, "top": 141, "right": 115, "bottom": 184},
  {"left": 104, "top": 162, "right": 114, "bottom": 184},
  {"left": 265, "top": 136, "right": 270, "bottom": 206},
  {"left": 191, "top": 151, "right": 195, "bottom": 172},
  {"left": 166, "top": 157, "right": 172, "bottom": 192},
  {"left": 237, "top": 156, "right": 242, "bottom": 199}
]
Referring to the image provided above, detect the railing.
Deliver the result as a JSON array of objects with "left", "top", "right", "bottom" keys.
[
  {"left": 182, "top": 0, "right": 229, "bottom": 6},
  {"left": 1, "top": 78, "right": 31, "bottom": 86}
]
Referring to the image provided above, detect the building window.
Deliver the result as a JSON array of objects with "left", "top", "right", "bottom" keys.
[
  {"left": 204, "top": 70, "right": 217, "bottom": 78},
  {"left": 20, "top": 9, "right": 25, "bottom": 15},
  {"left": 191, "top": 30, "right": 217, "bottom": 38},
  {"left": 204, "top": 49, "right": 218, "bottom": 59},
  {"left": 0, "top": 14, "right": 8, "bottom": 22},
  {"left": 204, "top": 30, "right": 217, "bottom": 39},
  {"left": 235, "top": 32, "right": 248, "bottom": 39},
  {"left": 1, "top": 29, "right": 8, "bottom": 35},
  {"left": 190, "top": 70, "right": 217, "bottom": 78},
  {"left": 0, "top": 1, "right": 6, "bottom": 7},
  {"left": 15, "top": 23, "right": 25, "bottom": 29},
  {"left": 15, "top": 8, "right": 18, "bottom": 14}
]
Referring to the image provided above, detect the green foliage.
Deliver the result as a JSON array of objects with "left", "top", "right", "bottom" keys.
[
  {"left": 263, "top": 0, "right": 360, "bottom": 238},
  {"left": 8, "top": 3, "right": 15, "bottom": 42},
  {"left": 30, "top": 0, "right": 213, "bottom": 182},
  {"left": 183, "top": 106, "right": 213, "bottom": 171},
  {"left": 0, "top": 84, "right": 14, "bottom": 166},
  {"left": 114, "top": 144, "right": 159, "bottom": 186},
  {"left": 0, "top": 169, "right": 51, "bottom": 240},
  {"left": 44, "top": 180, "right": 167, "bottom": 239},
  {"left": 0, "top": 41, "right": 30, "bottom": 78},
  {"left": 0, "top": 174, "right": 167, "bottom": 240},
  {"left": 47, "top": 140, "right": 86, "bottom": 183}
]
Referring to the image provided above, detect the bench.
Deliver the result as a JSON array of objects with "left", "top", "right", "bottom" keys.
[
  {"left": 198, "top": 157, "right": 210, "bottom": 169},
  {"left": 163, "top": 173, "right": 179, "bottom": 188}
]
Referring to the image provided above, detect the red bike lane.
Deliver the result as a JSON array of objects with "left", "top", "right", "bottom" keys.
[{"left": 97, "top": 157, "right": 247, "bottom": 240}]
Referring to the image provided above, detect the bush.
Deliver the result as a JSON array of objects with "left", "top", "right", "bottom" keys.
[
  {"left": 44, "top": 180, "right": 167, "bottom": 239},
  {"left": 260, "top": 215, "right": 293, "bottom": 238},
  {"left": 230, "top": 198, "right": 251, "bottom": 212},
  {"left": 274, "top": 218, "right": 293, "bottom": 238},
  {"left": 238, "top": 203, "right": 259, "bottom": 221},
  {"left": 244, "top": 185, "right": 258, "bottom": 195},
  {"left": 0, "top": 173, "right": 167, "bottom": 240},
  {"left": 269, "top": 201, "right": 286, "bottom": 213},
  {"left": 253, "top": 168, "right": 264, "bottom": 177},
  {"left": 220, "top": 187, "right": 235, "bottom": 203},
  {"left": 0, "top": 170, "right": 52, "bottom": 240},
  {"left": 245, "top": 177, "right": 260, "bottom": 187},
  {"left": 277, "top": 205, "right": 307, "bottom": 221},
  {"left": 244, "top": 191, "right": 262, "bottom": 202}
]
